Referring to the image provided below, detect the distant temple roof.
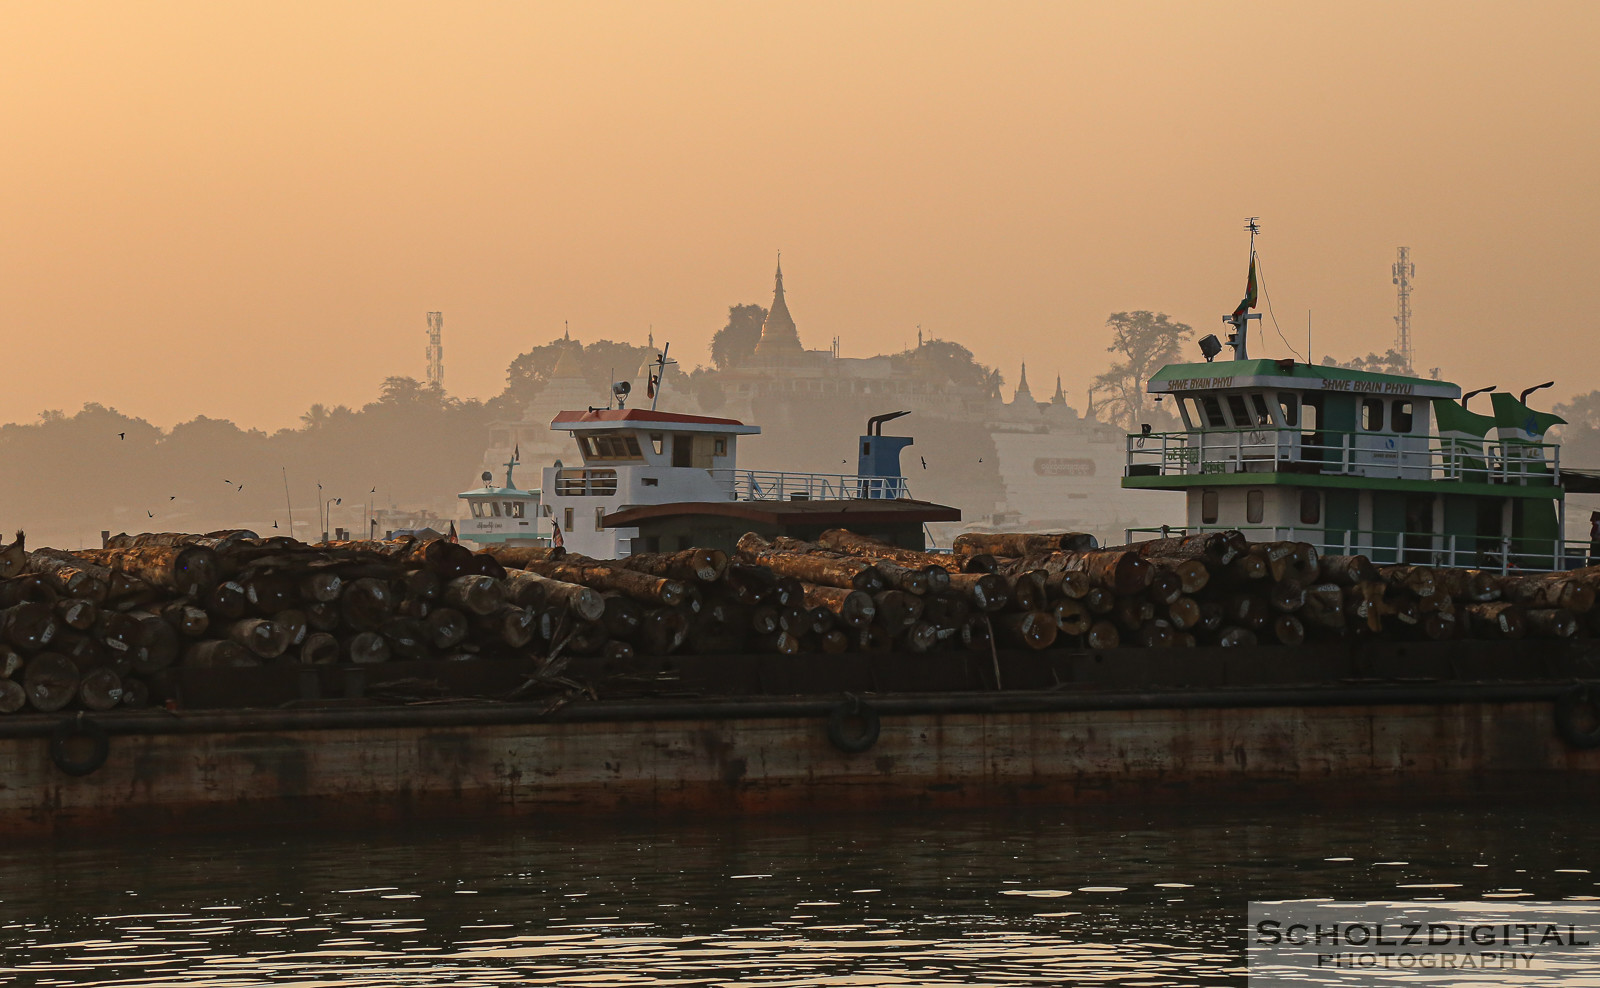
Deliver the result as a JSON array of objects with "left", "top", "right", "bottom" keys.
[
  {"left": 551, "top": 343, "right": 585, "bottom": 380},
  {"left": 1013, "top": 363, "right": 1034, "bottom": 404},
  {"left": 753, "top": 255, "right": 804, "bottom": 358}
]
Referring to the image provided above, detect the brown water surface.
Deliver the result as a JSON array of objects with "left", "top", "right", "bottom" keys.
[{"left": 2, "top": 804, "right": 1596, "bottom": 985}]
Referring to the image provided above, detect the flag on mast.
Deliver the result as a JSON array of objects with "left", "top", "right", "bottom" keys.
[
  {"left": 513, "top": 443, "right": 520, "bottom": 462},
  {"left": 1231, "top": 255, "right": 1258, "bottom": 322}
]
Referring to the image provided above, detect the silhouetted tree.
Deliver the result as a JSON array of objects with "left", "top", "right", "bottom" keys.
[
  {"left": 892, "top": 339, "right": 993, "bottom": 389},
  {"left": 1320, "top": 350, "right": 1413, "bottom": 375},
  {"left": 710, "top": 304, "right": 766, "bottom": 369},
  {"left": 1089, "top": 311, "right": 1191, "bottom": 429}
]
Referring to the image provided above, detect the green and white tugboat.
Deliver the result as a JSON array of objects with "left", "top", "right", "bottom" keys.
[{"left": 1124, "top": 224, "right": 1587, "bottom": 571}]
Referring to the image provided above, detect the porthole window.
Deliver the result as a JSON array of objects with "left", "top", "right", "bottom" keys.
[
  {"left": 1201, "top": 490, "right": 1219, "bottom": 524},
  {"left": 1247, "top": 489, "right": 1264, "bottom": 524}
]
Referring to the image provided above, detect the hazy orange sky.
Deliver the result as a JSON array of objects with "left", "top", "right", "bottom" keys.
[{"left": 4, "top": 1, "right": 1597, "bottom": 431}]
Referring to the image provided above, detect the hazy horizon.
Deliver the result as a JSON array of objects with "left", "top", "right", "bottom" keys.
[{"left": 5, "top": 2, "right": 1598, "bottom": 433}]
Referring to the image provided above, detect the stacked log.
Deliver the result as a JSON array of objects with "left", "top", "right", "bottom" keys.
[{"left": 1, "top": 525, "right": 1597, "bottom": 715}]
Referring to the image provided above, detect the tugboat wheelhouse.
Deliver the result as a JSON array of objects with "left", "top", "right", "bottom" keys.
[{"left": 1122, "top": 358, "right": 1577, "bottom": 571}]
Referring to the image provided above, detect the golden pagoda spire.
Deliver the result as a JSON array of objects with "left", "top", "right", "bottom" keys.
[{"left": 753, "top": 252, "right": 803, "bottom": 359}]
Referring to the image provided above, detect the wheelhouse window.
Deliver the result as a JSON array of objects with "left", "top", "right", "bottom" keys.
[
  {"left": 1226, "top": 394, "right": 1250, "bottom": 427},
  {"left": 713, "top": 437, "right": 728, "bottom": 457},
  {"left": 1301, "top": 395, "right": 1322, "bottom": 433},
  {"left": 490, "top": 501, "right": 502, "bottom": 517},
  {"left": 1392, "top": 400, "right": 1414, "bottom": 433},
  {"left": 1249, "top": 393, "right": 1272, "bottom": 426},
  {"left": 1200, "top": 397, "right": 1227, "bottom": 428},
  {"left": 1176, "top": 396, "right": 1198, "bottom": 430},
  {"left": 584, "top": 433, "right": 644, "bottom": 460},
  {"left": 1277, "top": 393, "right": 1299, "bottom": 428},
  {"left": 649, "top": 433, "right": 664, "bottom": 455},
  {"left": 469, "top": 502, "right": 483, "bottom": 518},
  {"left": 1246, "top": 489, "right": 1264, "bottom": 524},
  {"left": 1201, "top": 490, "right": 1219, "bottom": 524},
  {"left": 507, "top": 502, "right": 526, "bottom": 519},
  {"left": 1361, "top": 398, "right": 1385, "bottom": 431}
]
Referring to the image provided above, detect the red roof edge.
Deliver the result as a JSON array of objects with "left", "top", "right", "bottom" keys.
[{"left": 550, "top": 408, "right": 749, "bottom": 427}]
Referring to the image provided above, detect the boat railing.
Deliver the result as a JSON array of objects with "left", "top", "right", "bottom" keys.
[
  {"left": 553, "top": 468, "right": 620, "bottom": 497},
  {"left": 710, "top": 469, "right": 912, "bottom": 502},
  {"left": 1123, "top": 427, "right": 1560, "bottom": 485},
  {"left": 1122, "top": 524, "right": 1592, "bottom": 575}
]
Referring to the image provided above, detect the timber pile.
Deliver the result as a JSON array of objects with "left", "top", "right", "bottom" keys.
[{"left": 1, "top": 526, "right": 1597, "bottom": 714}]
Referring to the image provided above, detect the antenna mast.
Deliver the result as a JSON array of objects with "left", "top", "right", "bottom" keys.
[
  {"left": 1223, "top": 218, "right": 1262, "bottom": 359},
  {"left": 425, "top": 312, "right": 444, "bottom": 389},
  {"left": 1391, "top": 247, "right": 1415, "bottom": 370}
]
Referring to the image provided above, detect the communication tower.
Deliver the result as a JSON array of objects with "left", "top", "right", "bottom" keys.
[
  {"left": 425, "top": 312, "right": 444, "bottom": 389},
  {"left": 1391, "top": 248, "right": 1414, "bottom": 370}
]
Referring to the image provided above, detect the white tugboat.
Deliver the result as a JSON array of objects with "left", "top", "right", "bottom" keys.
[
  {"left": 461, "top": 347, "right": 959, "bottom": 556},
  {"left": 458, "top": 451, "right": 545, "bottom": 547}
]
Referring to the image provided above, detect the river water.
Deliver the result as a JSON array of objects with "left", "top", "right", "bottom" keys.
[{"left": 3, "top": 803, "right": 1597, "bottom": 986}]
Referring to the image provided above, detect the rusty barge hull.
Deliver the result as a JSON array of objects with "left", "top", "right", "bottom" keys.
[{"left": 1, "top": 679, "right": 1596, "bottom": 840}]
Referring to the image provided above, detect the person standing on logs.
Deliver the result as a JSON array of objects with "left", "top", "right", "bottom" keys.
[{"left": 1589, "top": 510, "right": 1600, "bottom": 567}]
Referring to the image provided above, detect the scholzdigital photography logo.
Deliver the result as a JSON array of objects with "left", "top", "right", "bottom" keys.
[{"left": 1248, "top": 901, "right": 1600, "bottom": 986}]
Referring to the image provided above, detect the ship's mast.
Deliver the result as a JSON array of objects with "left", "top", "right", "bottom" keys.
[
  {"left": 648, "top": 343, "right": 678, "bottom": 411},
  {"left": 1224, "top": 218, "right": 1262, "bottom": 359},
  {"left": 1392, "top": 247, "right": 1415, "bottom": 370}
]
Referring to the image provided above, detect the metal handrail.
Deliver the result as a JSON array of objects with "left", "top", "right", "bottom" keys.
[
  {"left": 553, "top": 468, "right": 619, "bottom": 497},
  {"left": 1124, "top": 427, "right": 1560, "bottom": 485},
  {"left": 709, "top": 469, "right": 912, "bottom": 502},
  {"left": 1121, "top": 524, "right": 1591, "bottom": 574}
]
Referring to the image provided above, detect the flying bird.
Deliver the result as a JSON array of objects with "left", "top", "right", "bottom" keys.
[
  {"left": 236, "top": 484, "right": 244, "bottom": 491},
  {"left": 146, "top": 510, "right": 154, "bottom": 518},
  {"left": 223, "top": 479, "right": 231, "bottom": 484},
  {"left": 169, "top": 496, "right": 175, "bottom": 500},
  {"left": 118, "top": 433, "right": 125, "bottom": 440},
  {"left": 272, "top": 521, "right": 279, "bottom": 529},
  {"left": 920, "top": 456, "right": 926, "bottom": 469},
  {"left": 370, "top": 487, "right": 376, "bottom": 493}
]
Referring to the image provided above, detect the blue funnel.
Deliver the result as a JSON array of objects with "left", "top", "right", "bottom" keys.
[{"left": 857, "top": 411, "right": 912, "bottom": 499}]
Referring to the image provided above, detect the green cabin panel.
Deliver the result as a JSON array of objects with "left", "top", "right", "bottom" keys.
[
  {"left": 1370, "top": 491, "right": 1405, "bottom": 562},
  {"left": 1325, "top": 489, "right": 1359, "bottom": 551},
  {"left": 1320, "top": 395, "right": 1357, "bottom": 433}
]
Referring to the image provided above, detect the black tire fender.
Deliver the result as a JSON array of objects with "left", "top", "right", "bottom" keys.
[
  {"left": 50, "top": 713, "right": 110, "bottom": 776},
  {"left": 1555, "top": 684, "right": 1600, "bottom": 750},
  {"left": 826, "top": 697, "right": 881, "bottom": 754}
]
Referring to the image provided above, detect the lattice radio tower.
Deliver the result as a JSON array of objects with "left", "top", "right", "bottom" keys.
[
  {"left": 425, "top": 312, "right": 444, "bottom": 389},
  {"left": 1391, "top": 248, "right": 1415, "bottom": 370}
]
